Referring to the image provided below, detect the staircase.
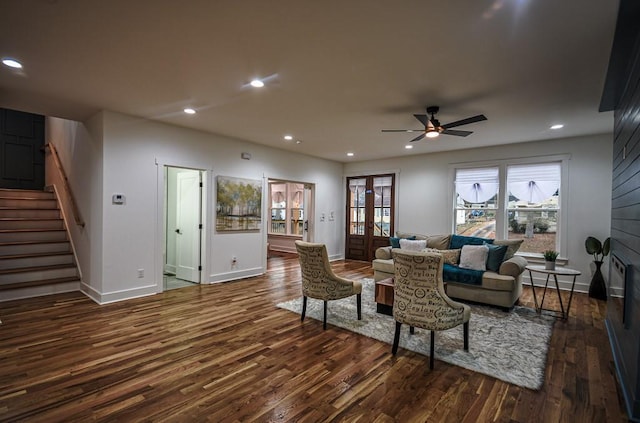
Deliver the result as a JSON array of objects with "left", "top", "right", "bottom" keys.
[{"left": 0, "top": 188, "right": 80, "bottom": 297}]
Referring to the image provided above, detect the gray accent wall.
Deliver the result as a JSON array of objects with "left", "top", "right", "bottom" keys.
[{"left": 602, "top": 1, "right": 640, "bottom": 420}]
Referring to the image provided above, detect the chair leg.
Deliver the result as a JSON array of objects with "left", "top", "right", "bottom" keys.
[
  {"left": 430, "top": 330, "right": 435, "bottom": 370},
  {"left": 323, "top": 301, "right": 327, "bottom": 330},
  {"left": 409, "top": 326, "right": 415, "bottom": 335},
  {"left": 356, "top": 294, "right": 362, "bottom": 320},
  {"left": 392, "top": 322, "right": 402, "bottom": 355},
  {"left": 301, "top": 296, "right": 307, "bottom": 322},
  {"left": 463, "top": 321, "right": 469, "bottom": 351}
]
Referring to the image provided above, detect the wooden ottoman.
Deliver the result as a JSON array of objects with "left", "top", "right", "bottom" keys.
[{"left": 375, "top": 277, "right": 394, "bottom": 315}]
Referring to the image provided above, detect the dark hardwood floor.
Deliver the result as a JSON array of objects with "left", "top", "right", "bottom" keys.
[{"left": 0, "top": 254, "right": 629, "bottom": 422}]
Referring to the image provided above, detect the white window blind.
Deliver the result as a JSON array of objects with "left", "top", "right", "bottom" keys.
[
  {"left": 507, "top": 163, "right": 560, "bottom": 203},
  {"left": 455, "top": 167, "right": 499, "bottom": 203}
]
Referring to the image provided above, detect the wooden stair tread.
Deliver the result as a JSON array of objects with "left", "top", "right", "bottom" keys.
[
  {"left": 0, "top": 251, "right": 73, "bottom": 260},
  {"left": 0, "top": 263, "right": 77, "bottom": 275},
  {"left": 0, "top": 188, "right": 51, "bottom": 193},
  {"left": 0, "top": 240, "right": 70, "bottom": 246},
  {"left": 0, "top": 276, "right": 79, "bottom": 291},
  {"left": 0, "top": 228, "right": 66, "bottom": 233},
  {"left": 0, "top": 217, "right": 63, "bottom": 221}
]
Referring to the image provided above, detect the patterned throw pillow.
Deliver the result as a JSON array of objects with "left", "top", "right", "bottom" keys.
[
  {"left": 423, "top": 248, "right": 461, "bottom": 265},
  {"left": 459, "top": 244, "right": 490, "bottom": 271}
]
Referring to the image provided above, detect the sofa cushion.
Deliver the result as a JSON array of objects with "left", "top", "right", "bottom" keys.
[
  {"left": 449, "top": 234, "right": 494, "bottom": 249},
  {"left": 485, "top": 243, "right": 508, "bottom": 272},
  {"left": 493, "top": 239, "right": 524, "bottom": 260},
  {"left": 426, "top": 234, "right": 452, "bottom": 250},
  {"left": 481, "top": 271, "right": 517, "bottom": 291},
  {"left": 443, "top": 264, "right": 484, "bottom": 285},
  {"left": 459, "top": 244, "right": 489, "bottom": 271},
  {"left": 389, "top": 235, "right": 416, "bottom": 248}
]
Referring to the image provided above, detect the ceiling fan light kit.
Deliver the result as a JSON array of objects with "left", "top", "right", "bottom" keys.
[{"left": 382, "top": 105, "right": 487, "bottom": 142}]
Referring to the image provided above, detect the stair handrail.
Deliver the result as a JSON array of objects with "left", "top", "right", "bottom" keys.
[{"left": 44, "top": 143, "right": 85, "bottom": 228}]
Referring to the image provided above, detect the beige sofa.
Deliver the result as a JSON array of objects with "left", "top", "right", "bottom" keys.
[{"left": 372, "top": 233, "right": 528, "bottom": 310}]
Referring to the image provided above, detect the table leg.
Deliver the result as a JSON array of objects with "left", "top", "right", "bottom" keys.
[
  {"left": 528, "top": 270, "right": 540, "bottom": 312},
  {"left": 564, "top": 275, "right": 578, "bottom": 320},
  {"left": 553, "top": 274, "right": 566, "bottom": 319},
  {"left": 540, "top": 274, "right": 551, "bottom": 311}
]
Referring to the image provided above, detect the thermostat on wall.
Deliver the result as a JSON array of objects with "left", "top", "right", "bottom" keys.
[{"left": 112, "top": 193, "right": 125, "bottom": 205}]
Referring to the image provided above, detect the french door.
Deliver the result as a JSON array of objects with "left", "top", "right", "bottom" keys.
[{"left": 345, "top": 174, "right": 395, "bottom": 261}]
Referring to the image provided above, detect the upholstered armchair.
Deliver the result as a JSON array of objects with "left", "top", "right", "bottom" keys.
[
  {"left": 295, "top": 241, "right": 362, "bottom": 330},
  {"left": 392, "top": 249, "right": 471, "bottom": 369}
]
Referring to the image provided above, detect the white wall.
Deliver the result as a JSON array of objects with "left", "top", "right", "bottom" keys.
[
  {"left": 344, "top": 133, "right": 614, "bottom": 293},
  {"left": 46, "top": 114, "right": 105, "bottom": 297},
  {"left": 94, "top": 111, "right": 343, "bottom": 302}
]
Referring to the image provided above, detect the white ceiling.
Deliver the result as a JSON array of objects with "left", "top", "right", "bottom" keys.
[{"left": 0, "top": 1, "right": 619, "bottom": 162}]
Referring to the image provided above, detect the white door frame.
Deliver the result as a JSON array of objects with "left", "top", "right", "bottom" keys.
[
  {"left": 155, "top": 159, "right": 208, "bottom": 293},
  {"left": 175, "top": 169, "right": 202, "bottom": 283}
]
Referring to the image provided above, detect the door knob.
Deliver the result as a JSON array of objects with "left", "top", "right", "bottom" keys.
[{"left": 175, "top": 229, "right": 181, "bottom": 234}]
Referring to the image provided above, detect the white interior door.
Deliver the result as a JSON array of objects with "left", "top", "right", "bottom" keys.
[
  {"left": 176, "top": 170, "right": 201, "bottom": 282},
  {"left": 303, "top": 184, "right": 314, "bottom": 242}
]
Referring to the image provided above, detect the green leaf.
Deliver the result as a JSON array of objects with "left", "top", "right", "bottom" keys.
[{"left": 585, "top": 236, "right": 602, "bottom": 255}]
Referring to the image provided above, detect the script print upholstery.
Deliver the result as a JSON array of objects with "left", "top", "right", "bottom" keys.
[
  {"left": 296, "top": 241, "right": 362, "bottom": 300},
  {"left": 392, "top": 250, "right": 470, "bottom": 368},
  {"left": 295, "top": 241, "right": 362, "bottom": 330}
]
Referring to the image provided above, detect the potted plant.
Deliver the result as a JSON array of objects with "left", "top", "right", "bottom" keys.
[
  {"left": 585, "top": 236, "right": 610, "bottom": 300},
  {"left": 542, "top": 249, "right": 559, "bottom": 270}
]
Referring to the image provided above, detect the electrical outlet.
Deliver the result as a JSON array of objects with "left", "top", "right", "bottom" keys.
[{"left": 137, "top": 268, "right": 144, "bottom": 278}]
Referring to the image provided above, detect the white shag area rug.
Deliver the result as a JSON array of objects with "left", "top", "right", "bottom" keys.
[{"left": 277, "top": 278, "right": 555, "bottom": 390}]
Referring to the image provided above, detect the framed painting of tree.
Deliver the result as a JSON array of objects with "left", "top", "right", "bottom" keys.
[{"left": 216, "top": 176, "right": 262, "bottom": 232}]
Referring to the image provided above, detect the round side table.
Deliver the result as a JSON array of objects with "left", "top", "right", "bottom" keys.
[{"left": 525, "top": 264, "right": 581, "bottom": 320}]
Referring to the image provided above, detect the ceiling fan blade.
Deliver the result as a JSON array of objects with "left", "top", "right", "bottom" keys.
[
  {"left": 410, "top": 133, "right": 426, "bottom": 142},
  {"left": 442, "top": 129, "right": 473, "bottom": 137},
  {"left": 441, "top": 114, "right": 487, "bottom": 129},
  {"left": 413, "top": 114, "right": 429, "bottom": 126},
  {"left": 381, "top": 129, "right": 421, "bottom": 132}
]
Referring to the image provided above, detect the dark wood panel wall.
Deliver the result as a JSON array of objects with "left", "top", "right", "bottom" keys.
[
  {"left": 0, "top": 108, "right": 45, "bottom": 190},
  {"left": 602, "top": 1, "right": 640, "bottom": 420}
]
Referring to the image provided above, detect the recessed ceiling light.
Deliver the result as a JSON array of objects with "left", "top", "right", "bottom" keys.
[
  {"left": 405, "top": 145, "right": 413, "bottom": 149},
  {"left": 550, "top": 124, "right": 564, "bottom": 130},
  {"left": 250, "top": 79, "right": 265, "bottom": 88},
  {"left": 284, "top": 135, "right": 293, "bottom": 140},
  {"left": 183, "top": 108, "right": 196, "bottom": 115},
  {"left": 295, "top": 140, "right": 302, "bottom": 144},
  {"left": 2, "top": 58, "right": 22, "bottom": 69},
  {"left": 347, "top": 152, "right": 354, "bottom": 157}
]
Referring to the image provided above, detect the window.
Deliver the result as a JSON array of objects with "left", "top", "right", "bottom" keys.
[
  {"left": 452, "top": 159, "right": 564, "bottom": 257},
  {"left": 454, "top": 167, "right": 499, "bottom": 239},
  {"left": 269, "top": 182, "right": 304, "bottom": 236}
]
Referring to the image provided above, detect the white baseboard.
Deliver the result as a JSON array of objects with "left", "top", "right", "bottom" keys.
[
  {"left": 81, "top": 282, "right": 158, "bottom": 304},
  {"left": 208, "top": 267, "right": 264, "bottom": 283}
]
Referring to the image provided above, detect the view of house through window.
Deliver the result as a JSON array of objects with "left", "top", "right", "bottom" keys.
[
  {"left": 454, "top": 161, "right": 562, "bottom": 255},
  {"left": 269, "top": 181, "right": 304, "bottom": 236}
]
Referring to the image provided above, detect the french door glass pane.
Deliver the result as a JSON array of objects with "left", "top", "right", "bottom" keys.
[
  {"left": 349, "top": 179, "right": 366, "bottom": 235},
  {"left": 373, "top": 176, "right": 392, "bottom": 237}
]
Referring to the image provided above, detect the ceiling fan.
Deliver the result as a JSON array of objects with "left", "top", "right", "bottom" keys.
[{"left": 382, "top": 106, "right": 487, "bottom": 142}]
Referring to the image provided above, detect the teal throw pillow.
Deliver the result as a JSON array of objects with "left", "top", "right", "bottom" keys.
[
  {"left": 485, "top": 243, "right": 508, "bottom": 272},
  {"left": 449, "top": 234, "right": 494, "bottom": 249}
]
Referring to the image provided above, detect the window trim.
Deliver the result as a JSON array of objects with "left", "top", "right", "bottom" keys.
[{"left": 448, "top": 154, "right": 570, "bottom": 260}]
